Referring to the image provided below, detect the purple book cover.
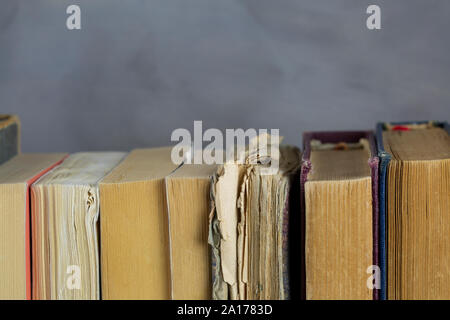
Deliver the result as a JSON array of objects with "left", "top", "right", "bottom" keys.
[{"left": 300, "top": 130, "right": 379, "bottom": 300}]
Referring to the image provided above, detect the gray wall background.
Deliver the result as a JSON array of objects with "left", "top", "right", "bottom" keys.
[{"left": 1, "top": 0, "right": 449, "bottom": 152}]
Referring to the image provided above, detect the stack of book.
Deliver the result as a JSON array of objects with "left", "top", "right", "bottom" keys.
[{"left": 0, "top": 114, "right": 448, "bottom": 300}]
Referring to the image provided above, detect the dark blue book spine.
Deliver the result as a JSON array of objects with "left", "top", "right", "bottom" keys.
[
  {"left": 375, "top": 122, "right": 389, "bottom": 300},
  {"left": 377, "top": 153, "right": 390, "bottom": 300}
]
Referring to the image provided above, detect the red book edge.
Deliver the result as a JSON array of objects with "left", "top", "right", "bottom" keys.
[{"left": 24, "top": 155, "right": 68, "bottom": 300}]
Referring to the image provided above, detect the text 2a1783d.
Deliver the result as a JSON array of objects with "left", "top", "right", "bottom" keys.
[{"left": 220, "top": 304, "right": 272, "bottom": 316}]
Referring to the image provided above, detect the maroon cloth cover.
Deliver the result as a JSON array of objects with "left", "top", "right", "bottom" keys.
[{"left": 300, "top": 131, "right": 379, "bottom": 300}]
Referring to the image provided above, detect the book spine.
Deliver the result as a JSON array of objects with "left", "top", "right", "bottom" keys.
[
  {"left": 282, "top": 190, "right": 290, "bottom": 299},
  {"left": 376, "top": 122, "right": 390, "bottom": 300},
  {"left": 299, "top": 160, "right": 310, "bottom": 300},
  {"left": 378, "top": 153, "right": 390, "bottom": 300},
  {"left": 369, "top": 156, "right": 380, "bottom": 300}
]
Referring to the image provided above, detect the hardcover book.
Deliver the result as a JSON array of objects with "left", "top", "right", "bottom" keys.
[
  {"left": 99, "top": 147, "right": 178, "bottom": 299},
  {"left": 165, "top": 163, "right": 217, "bottom": 299},
  {"left": 376, "top": 121, "right": 450, "bottom": 300},
  {"left": 31, "top": 152, "right": 126, "bottom": 300},
  {"left": 0, "top": 115, "right": 20, "bottom": 165},
  {"left": 0, "top": 153, "right": 67, "bottom": 300},
  {"left": 209, "top": 135, "right": 301, "bottom": 300},
  {"left": 300, "top": 131, "right": 379, "bottom": 300}
]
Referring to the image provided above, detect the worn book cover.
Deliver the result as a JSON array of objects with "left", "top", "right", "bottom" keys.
[
  {"left": 31, "top": 152, "right": 125, "bottom": 300},
  {"left": 209, "top": 135, "right": 301, "bottom": 300}
]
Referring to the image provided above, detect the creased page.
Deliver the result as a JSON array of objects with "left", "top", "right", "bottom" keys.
[{"left": 215, "top": 163, "right": 245, "bottom": 299}]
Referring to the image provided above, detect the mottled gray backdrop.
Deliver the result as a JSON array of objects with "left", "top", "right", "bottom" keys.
[{"left": 1, "top": 1, "right": 449, "bottom": 152}]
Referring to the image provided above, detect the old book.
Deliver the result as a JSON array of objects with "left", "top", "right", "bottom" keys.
[
  {"left": 0, "top": 153, "right": 66, "bottom": 300},
  {"left": 31, "top": 152, "right": 125, "bottom": 300},
  {"left": 100, "top": 147, "right": 178, "bottom": 299},
  {"left": 209, "top": 136, "right": 301, "bottom": 300},
  {"left": 377, "top": 121, "right": 450, "bottom": 300},
  {"left": 0, "top": 115, "right": 20, "bottom": 164},
  {"left": 300, "top": 131, "right": 379, "bottom": 300},
  {"left": 165, "top": 164, "right": 217, "bottom": 299}
]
